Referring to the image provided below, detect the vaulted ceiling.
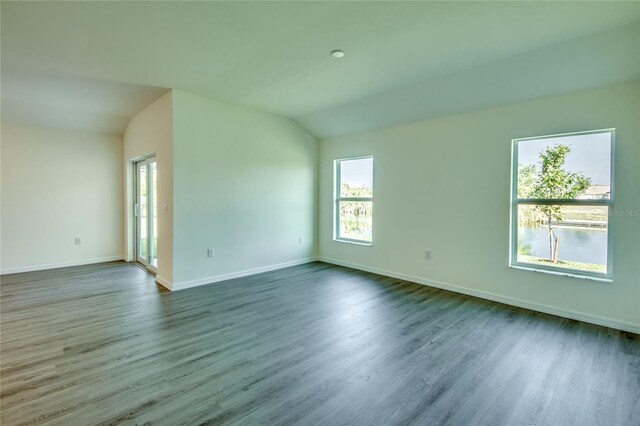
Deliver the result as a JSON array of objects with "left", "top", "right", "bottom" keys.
[{"left": 2, "top": 1, "right": 639, "bottom": 138}]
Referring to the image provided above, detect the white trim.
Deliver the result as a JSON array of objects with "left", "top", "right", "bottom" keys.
[
  {"left": 317, "top": 256, "right": 639, "bottom": 334},
  {"left": 170, "top": 258, "right": 317, "bottom": 291},
  {"left": 509, "top": 265, "right": 612, "bottom": 283},
  {"left": 334, "top": 238, "right": 373, "bottom": 246},
  {"left": 0, "top": 256, "right": 125, "bottom": 275},
  {"left": 155, "top": 275, "right": 172, "bottom": 291}
]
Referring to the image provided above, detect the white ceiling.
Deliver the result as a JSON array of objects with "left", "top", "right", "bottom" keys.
[{"left": 1, "top": 1, "right": 639, "bottom": 138}]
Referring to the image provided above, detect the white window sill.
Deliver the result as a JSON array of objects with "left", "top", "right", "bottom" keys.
[
  {"left": 334, "top": 238, "right": 372, "bottom": 246},
  {"left": 509, "top": 264, "right": 612, "bottom": 283}
]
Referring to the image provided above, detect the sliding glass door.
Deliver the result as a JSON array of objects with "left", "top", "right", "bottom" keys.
[{"left": 135, "top": 157, "right": 158, "bottom": 271}]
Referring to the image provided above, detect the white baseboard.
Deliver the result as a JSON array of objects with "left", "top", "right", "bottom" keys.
[
  {"left": 0, "top": 255, "right": 125, "bottom": 275},
  {"left": 155, "top": 274, "right": 172, "bottom": 290},
  {"left": 171, "top": 257, "right": 317, "bottom": 291},
  {"left": 317, "top": 256, "right": 640, "bottom": 334}
]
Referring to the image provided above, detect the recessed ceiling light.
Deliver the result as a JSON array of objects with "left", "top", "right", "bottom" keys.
[{"left": 331, "top": 49, "right": 345, "bottom": 58}]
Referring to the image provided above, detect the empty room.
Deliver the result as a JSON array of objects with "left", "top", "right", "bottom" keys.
[{"left": 1, "top": 1, "right": 639, "bottom": 425}]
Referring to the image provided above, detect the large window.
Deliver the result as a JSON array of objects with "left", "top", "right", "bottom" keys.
[
  {"left": 335, "top": 156, "right": 373, "bottom": 244},
  {"left": 510, "top": 129, "right": 614, "bottom": 280}
]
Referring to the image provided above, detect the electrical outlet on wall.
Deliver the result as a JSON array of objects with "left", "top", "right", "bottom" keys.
[
  {"left": 75, "top": 237, "right": 82, "bottom": 245},
  {"left": 207, "top": 248, "right": 215, "bottom": 257},
  {"left": 424, "top": 250, "right": 432, "bottom": 260}
]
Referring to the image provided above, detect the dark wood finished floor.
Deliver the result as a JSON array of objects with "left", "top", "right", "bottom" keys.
[{"left": 1, "top": 261, "right": 638, "bottom": 425}]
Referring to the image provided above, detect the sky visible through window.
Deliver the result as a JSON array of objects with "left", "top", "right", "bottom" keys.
[
  {"left": 518, "top": 132, "right": 611, "bottom": 186},
  {"left": 340, "top": 157, "right": 373, "bottom": 190}
]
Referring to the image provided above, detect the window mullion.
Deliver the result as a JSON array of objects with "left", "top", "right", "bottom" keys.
[
  {"left": 516, "top": 199, "right": 611, "bottom": 206},
  {"left": 338, "top": 197, "right": 373, "bottom": 202}
]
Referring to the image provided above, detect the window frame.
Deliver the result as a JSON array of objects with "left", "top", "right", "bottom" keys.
[
  {"left": 509, "top": 128, "right": 615, "bottom": 281},
  {"left": 334, "top": 156, "right": 374, "bottom": 245}
]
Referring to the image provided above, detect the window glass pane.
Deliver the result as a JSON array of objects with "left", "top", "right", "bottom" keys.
[
  {"left": 150, "top": 161, "right": 158, "bottom": 268},
  {"left": 517, "top": 132, "right": 611, "bottom": 200},
  {"left": 340, "top": 157, "right": 373, "bottom": 198},
  {"left": 138, "top": 164, "right": 147, "bottom": 260},
  {"left": 339, "top": 201, "right": 372, "bottom": 242},
  {"left": 516, "top": 205, "right": 608, "bottom": 274}
]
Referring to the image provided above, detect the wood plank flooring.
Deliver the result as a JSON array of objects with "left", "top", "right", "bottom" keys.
[{"left": 1, "top": 261, "right": 638, "bottom": 425}]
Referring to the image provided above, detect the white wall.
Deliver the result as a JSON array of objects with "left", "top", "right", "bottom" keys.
[
  {"left": 171, "top": 90, "right": 317, "bottom": 288},
  {"left": 0, "top": 123, "right": 123, "bottom": 273},
  {"left": 123, "top": 91, "right": 173, "bottom": 286},
  {"left": 318, "top": 83, "right": 640, "bottom": 332}
]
